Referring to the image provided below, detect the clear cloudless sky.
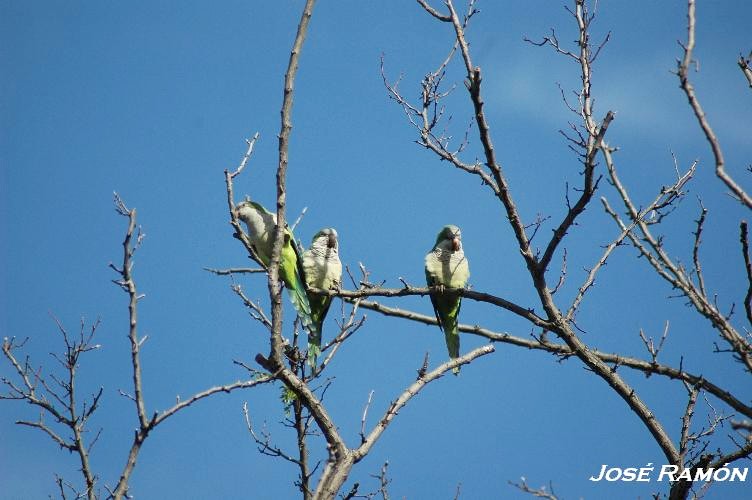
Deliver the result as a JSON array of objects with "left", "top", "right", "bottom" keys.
[{"left": 2, "top": 1, "right": 751, "bottom": 499}]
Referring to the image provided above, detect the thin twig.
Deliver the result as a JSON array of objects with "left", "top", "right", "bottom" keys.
[
  {"left": 309, "top": 285, "right": 549, "bottom": 330},
  {"left": 740, "top": 221, "right": 752, "bottom": 327},
  {"left": 509, "top": 477, "right": 558, "bottom": 500},
  {"left": 204, "top": 267, "right": 266, "bottom": 275},
  {"left": 691, "top": 200, "right": 708, "bottom": 297}
]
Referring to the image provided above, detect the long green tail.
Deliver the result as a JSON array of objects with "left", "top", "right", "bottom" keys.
[
  {"left": 279, "top": 242, "right": 313, "bottom": 331},
  {"left": 444, "top": 326, "right": 460, "bottom": 375},
  {"left": 432, "top": 293, "right": 462, "bottom": 375},
  {"left": 306, "top": 293, "right": 332, "bottom": 367},
  {"left": 284, "top": 271, "right": 313, "bottom": 329}
]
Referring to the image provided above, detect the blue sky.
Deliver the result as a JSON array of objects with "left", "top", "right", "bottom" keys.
[{"left": 2, "top": 1, "right": 751, "bottom": 499}]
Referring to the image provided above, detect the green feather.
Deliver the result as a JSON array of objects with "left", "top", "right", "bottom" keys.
[
  {"left": 280, "top": 230, "right": 312, "bottom": 329},
  {"left": 427, "top": 276, "right": 462, "bottom": 375},
  {"left": 306, "top": 292, "right": 331, "bottom": 366}
]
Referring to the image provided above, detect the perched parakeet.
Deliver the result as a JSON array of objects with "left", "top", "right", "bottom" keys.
[
  {"left": 425, "top": 225, "right": 470, "bottom": 374},
  {"left": 302, "top": 228, "right": 342, "bottom": 366},
  {"left": 236, "top": 200, "right": 312, "bottom": 329}
]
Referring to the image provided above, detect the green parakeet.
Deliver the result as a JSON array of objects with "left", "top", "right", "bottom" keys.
[
  {"left": 425, "top": 225, "right": 470, "bottom": 374},
  {"left": 236, "top": 200, "right": 312, "bottom": 329},
  {"left": 302, "top": 228, "right": 342, "bottom": 366}
]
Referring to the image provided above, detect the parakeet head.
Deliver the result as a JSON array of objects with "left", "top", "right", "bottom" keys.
[
  {"left": 235, "top": 199, "right": 277, "bottom": 235},
  {"left": 236, "top": 200, "right": 271, "bottom": 222},
  {"left": 433, "top": 225, "right": 462, "bottom": 252},
  {"left": 235, "top": 200, "right": 254, "bottom": 221},
  {"left": 311, "top": 228, "right": 339, "bottom": 253}
]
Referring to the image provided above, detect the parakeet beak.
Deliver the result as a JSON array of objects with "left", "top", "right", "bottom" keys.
[
  {"left": 327, "top": 233, "right": 337, "bottom": 249},
  {"left": 452, "top": 237, "right": 460, "bottom": 251}
]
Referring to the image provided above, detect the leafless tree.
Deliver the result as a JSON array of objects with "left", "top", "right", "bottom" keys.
[
  {"left": 372, "top": 0, "right": 750, "bottom": 498},
  {"left": 2, "top": 196, "right": 272, "bottom": 499},
  {"left": 3, "top": 1, "right": 750, "bottom": 499}
]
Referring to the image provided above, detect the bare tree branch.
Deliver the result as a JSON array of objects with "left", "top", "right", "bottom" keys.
[
  {"left": 413, "top": 0, "right": 681, "bottom": 467},
  {"left": 526, "top": 0, "right": 615, "bottom": 278},
  {"left": 677, "top": 0, "right": 752, "bottom": 209},
  {"left": 204, "top": 267, "right": 265, "bottom": 275},
  {"left": 232, "top": 284, "right": 274, "bottom": 330},
  {"left": 509, "top": 477, "right": 558, "bottom": 500},
  {"left": 416, "top": 0, "right": 451, "bottom": 22},
  {"left": 224, "top": 133, "right": 267, "bottom": 269},
  {"left": 108, "top": 196, "right": 269, "bottom": 499},
  {"left": 740, "top": 221, "right": 752, "bottom": 327},
  {"left": 110, "top": 194, "right": 150, "bottom": 499},
  {"left": 2, "top": 318, "right": 103, "bottom": 499},
  {"left": 309, "top": 285, "right": 550, "bottom": 329},
  {"left": 354, "top": 298, "right": 752, "bottom": 419},
  {"left": 566, "top": 219, "right": 629, "bottom": 319},
  {"left": 306, "top": 345, "right": 495, "bottom": 499},
  {"left": 355, "top": 345, "right": 494, "bottom": 463},
  {"left": 602, "top": 147, "right": 752, "bottom": 372},
  {"left": 268, "top": 0, "right": 318, "bottom": 365},
  {"left": 691, "top": 201, "right": 708, "bottom": 297},
  {"left": 243, "top": 402, "right": 303, "bottom": 466}
]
